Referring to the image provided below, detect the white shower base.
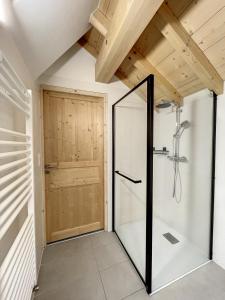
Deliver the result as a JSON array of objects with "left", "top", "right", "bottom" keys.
[{"left": 116, "top": 217, "right": 209, "bottom": 291}]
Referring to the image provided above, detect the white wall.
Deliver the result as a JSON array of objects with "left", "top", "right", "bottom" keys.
[
  {"left": 0, "top": 3, "right": 44, "bottom": 275},
  {"left": 214, "top": 82, "right": 225, "bottom": 269},
  {"left": 39, "top": 44, "right": 129, "bottom": 231},
  {"left": 9, "top": 0, "right": 98, "bottom": 78}
]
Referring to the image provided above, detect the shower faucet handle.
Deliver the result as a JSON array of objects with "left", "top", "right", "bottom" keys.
[{"left": 167, "top": 156, "right": 188, "bottom": 163}]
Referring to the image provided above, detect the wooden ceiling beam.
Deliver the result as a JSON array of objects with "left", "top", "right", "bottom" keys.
[
  {"left": 78, "top": 36, "right": 142, "bottom": 99},
  {"left": 89, "top": 9, "right": 109, "bottom": 37},
  {"left": 154, "top": 3, "right": 224, "bottom": 95},
  {"left": 95, "top": 0, "right": 164, "bottom": 83},
  {"left": 89, "top": 7, "right": 182, "bottom": 104},
  {"left": 128, "top": 49, "right": 182, "bottom": 104}
]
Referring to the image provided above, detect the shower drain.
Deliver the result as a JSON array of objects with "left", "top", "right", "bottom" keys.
[{"left": 163, "top": 232, "right": 179, "bottom": 244}]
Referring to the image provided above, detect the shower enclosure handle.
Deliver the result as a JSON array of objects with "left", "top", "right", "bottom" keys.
[{"left": 115, "top": 170, "right": 142, "bottom": 184}]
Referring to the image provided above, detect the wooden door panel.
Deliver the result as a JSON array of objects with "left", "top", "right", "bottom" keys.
[
  {"left": 43, "top": 90, "right": 104, "bottom": 242},
  {"left": 48, "top": 166, "right": 100, "bottom": 188},
  {"left": 46, "top": 185, "right": 103, "bottom": 241}
]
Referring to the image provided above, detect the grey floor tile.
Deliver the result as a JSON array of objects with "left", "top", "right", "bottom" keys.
[
  {"left": 93, "top": 240, "right": 128, "bottom": 270},
  {"left": 41, "top": 242, "right": 71, "bottom": 265},
  {"left": 37, "top": 248, "right": 98, "bottom": 296},
  {"left": 154, "top": 280, "right": 222, "bottom": 300},
  {"left": 91, "top": 231, "right": 119, "bottom": 248},
  {"left": 125, "top": 263, "right": 225, "bottom": 300},
  {"left": 173, "top": 265, "right": 225, "bottom": 300},
  {"left": 42, "top": 236, "right": 93, "bottom": 265},
  {"left": 195, "top": 262, "right": 225, "bottom": 292},
  {"left": 213, "top": 290, "right": 225, "bottom": 300},
  {"left": 36, "top": 232, "right": 225, "bottom": 300},
  {"left": 100, "top": 260, "right": 144, "bottom": 300},
  {"left": 63, "top": 235, "right": 93, "bottom": 253},
  {"left": 35, "top": 271, "right": 106, "bottom": 300}
]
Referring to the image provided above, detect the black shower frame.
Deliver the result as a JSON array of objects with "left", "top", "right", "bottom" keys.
[{"left": 112, "top": 74, "right": 216, "bottom": 294}]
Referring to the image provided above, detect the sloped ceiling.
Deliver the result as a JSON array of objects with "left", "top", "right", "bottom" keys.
[
  {"left": 81, "top": 0, "right": 225, "bottom": 102},
  {"left": 10, "top": 0, "right": 98, "bottom": 78}
]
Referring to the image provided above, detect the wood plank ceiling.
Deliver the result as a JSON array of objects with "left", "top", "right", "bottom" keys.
[{"left": 78, "top": 0, "right": 225, "bottom": 104}]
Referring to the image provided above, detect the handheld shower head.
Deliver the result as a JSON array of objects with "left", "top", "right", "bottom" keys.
[
  {"left": 181, "top": 120, "right": 191, "bottom": 129},
  {"left": 174, "top": 120, "right": 191, "bottom": 137}
]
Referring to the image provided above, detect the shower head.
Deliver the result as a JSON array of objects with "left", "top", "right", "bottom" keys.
[
  {"left": 174, "top": 120, "right": 191, "bottom": 138},
  {"left": 156, "top": 100, "right": 176, "bottom": 109},
  {"left": 156, "top": 101, "right": 171, "bottom": 109},
  {"left": 181, "top": 120, "right": 191, "bottom": 129}
]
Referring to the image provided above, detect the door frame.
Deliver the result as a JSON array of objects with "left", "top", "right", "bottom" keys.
[{"left": 40, "top": 84, "right": 108, "bottom": 245}]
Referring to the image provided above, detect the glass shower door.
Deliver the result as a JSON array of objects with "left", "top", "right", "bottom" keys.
[
  {"left": 113, "top": 77, "right": 153, "bottom": 286},
  {"left": 152, "top": 89, "right": 215, "bottom": 291}
]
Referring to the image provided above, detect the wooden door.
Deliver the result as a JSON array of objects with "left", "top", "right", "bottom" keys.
[{"left": 43, "top": 90, "right": 104, "bottom": 242}]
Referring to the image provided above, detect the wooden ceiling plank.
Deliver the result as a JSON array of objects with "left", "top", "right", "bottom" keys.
[
  {"left": 95, "top": 0, "right": 164, "bottom": 83},
  {"left": 178, "top": 0, "right": 225, "bottom": 36},
  {"left": 192, "top": 6, "right": 225, "bottom": 51},
  {"left": 154, "top": 3, "right": 224, "bottom": 95}
]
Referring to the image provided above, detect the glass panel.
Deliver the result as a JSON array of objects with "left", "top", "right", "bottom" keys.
[
  {"left": 114, "top": 82, "right": 147, "bottom": 279},
  {"left": 152, "top": 89, "right": 213, "bottom": 291}
]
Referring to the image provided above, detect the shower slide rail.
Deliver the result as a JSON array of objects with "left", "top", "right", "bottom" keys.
[{"left": 115, "top": 170, "right": 142, "bottom": 183}]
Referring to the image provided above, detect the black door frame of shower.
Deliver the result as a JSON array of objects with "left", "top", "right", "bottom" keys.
[
  {"left": 112, "top": 74, "right": 154, "bottom": 294},
  {"left": 112, "top": 76, "right": 216, "bottom": 295}
]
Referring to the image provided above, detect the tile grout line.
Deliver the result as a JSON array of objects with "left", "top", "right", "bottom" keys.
[
  {"left": 121, "top": 287, "right": 146, "bottom": 300},
  {"left": 91, "top": 235, "right": 109, "bottom": 300},
  {"left": 96, "top": 255, "right": 130, "bottom": 273},
  {"left": 91, "top": 232, "right": 134, "bottom": 299},
  {"left": 92, "top": 240, "right": 129, "bottom": 272},
  {"left": 92, "top": 233, "right": 129, "bottom": 273},
  {"left": 92, "top": 239, "right": 120, "bottom": 250},
  {"left": 98, "top": 268, "right": 109, "bottom": 300}
]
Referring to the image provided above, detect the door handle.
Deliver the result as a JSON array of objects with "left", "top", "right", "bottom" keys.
[
  {"left": 44, "top": 164, "right": 57, "bottom": 174},
  {"left": 45, "top": 164, "right": 56, "bottom": 169}
]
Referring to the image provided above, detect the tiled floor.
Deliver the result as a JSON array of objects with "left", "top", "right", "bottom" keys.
[{"left": 35, "top": 231, "right": 225, "bottom": 300}]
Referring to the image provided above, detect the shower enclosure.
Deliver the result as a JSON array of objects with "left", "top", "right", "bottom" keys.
[{"left": 112, "top": 75, "right": 217, "bottom": 294}]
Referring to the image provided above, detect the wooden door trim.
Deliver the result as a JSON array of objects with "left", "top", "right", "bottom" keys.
[{"left": 40, "top": 84, "right": 108, "bottom": 245}]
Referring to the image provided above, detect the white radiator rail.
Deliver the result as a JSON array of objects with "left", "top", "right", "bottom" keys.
[
  {"left": 0, "top": 51, "right": 30, "bottom": 101},
  {"left": 0, "top": 140, "right": 31, "bottom": 146},
  {"left": 0, "top": 127, "right": 30, "bottom": 138},
  {"left": 0, "top": 149, "right": 30, "bottom": 159},
  {"left": 0, "top": 73, "right": 30, "bottom": 110},
  {"left": 0, "top": 51, "right": 37, "bottom": 300},
  {"left": 0, "top": 164, "right": 31, "bottom": 186},
  {"left": 0, "top": 191, "right": 32, "bottom": 240},
  {"left": 0, "top": 216, "right": 35, "bottom": 300},
  {"left": 1, "top": 170, "right": 31, "bottom": 198},
  {"left": 0, "top": 157, "right": 30, "bottom": 172},
  {"left": 0, "top": 178, "right": 31, "bottom": 211},
  {"left": 0, "top": 87, "right": 30, "bottom": 115}
]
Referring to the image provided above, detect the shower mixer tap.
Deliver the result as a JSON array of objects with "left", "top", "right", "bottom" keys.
[{"left": 167, "top": 156, "right": 188, "bottom": 163}]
